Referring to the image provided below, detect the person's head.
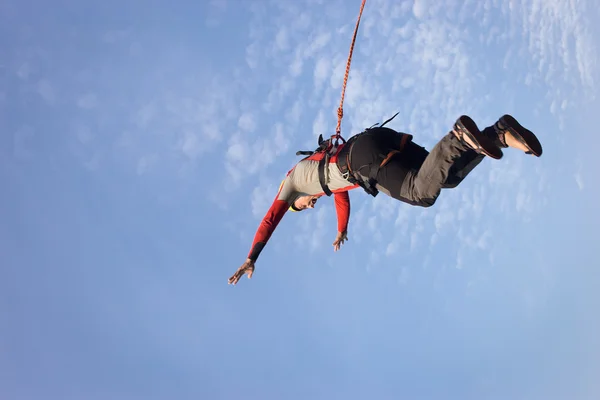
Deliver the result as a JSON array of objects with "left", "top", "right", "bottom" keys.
[{"left": 291, "top": 195, "right": 319, "bottom": 211}]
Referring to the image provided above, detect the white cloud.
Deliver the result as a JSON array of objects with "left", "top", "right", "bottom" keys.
[
  {"left": 509, "top": 0, "right": 598, "bottom": 101},
  {"left": 110, "top": 77, "right": 234, "bottom": 172},
  {"left": 350, "top": 201, "right": 369, "bottom": 241},
  {"left": 412, "top": 0, "right": 429, "bottom": 21},
  {"left": 223, "top": 122, "right": 292, "bottom": 190},
  {"left": 304, "top": 31, "right": 332, "bottom": 58},
  {"left": 574, "top": 173, "right": 584, "bottom": 191},
  {"left": 251, "top": 179, "right": 277, "bottom": 218},
  {"left": 409, "top": 231, "right": 419, "bottom": 252},
  {"left": 314, "top": 56, "right": 331, "bottom": 89},
  {"left": 312, "top": 109, "right": 327, "bottom": 139},
  {"left": 246, "top": 41, "right": 260, "bottom": 70},
  {"left": 455, "top": 249, "right": 464, "bottom": 270},
  {"left": 275, "top": 27, "right": 290, "bottom": 51},
  {"left": 263, "top": 76, "right": 297, "bottom": 113},
  {"left": 515, "top": 184, "right": 533, "bottom": 214},
  {"left": 373, "top": 195, "right": 396, "bottom": 220},
  {"left": 289, "top": 48, "right": 304, "bottom": 77},
  {"left": 385, "top": 240, "right": 398, "bottom": 257},
  {"left": 367, "top": 215, "right": 377, "bottom": 233},
  {"left": 272, "top": 123, "right": 291, "bottom": 156},
  {"left": 238, "top": 112, "right": 257, "bottom": 132},
  {"left": 285, "top": 98, "right": 303, "bottom": 125},
  {"left": 434, "top": 206, "right": 455, "bottom": 234},
  {"left": 179, "top": 130, "right": 203, "bottom": 160},
  {"left": 429, "top": 233, "right": 438, "bottom": 249},
  {"left": 574, "top": 158, "right": 585, "bottom": 191},
  {"left": 294, "top": 204, "right": 331, "bottom": 254},
  {"left": 226, "top": 135, "right": 247, "bottom": 165},
  {"left": 224, "top": 162, "right": 243, "bottom": 188},
  {"left": 477, "top": 230, "right": 492, "bottom": 251},
  {"left": 394, "top": 206, "right": 410, "bottom": 228}
]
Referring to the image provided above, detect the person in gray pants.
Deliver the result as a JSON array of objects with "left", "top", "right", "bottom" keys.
[{"left": 228, "top": 114, "right": 542, "bottom": 285}]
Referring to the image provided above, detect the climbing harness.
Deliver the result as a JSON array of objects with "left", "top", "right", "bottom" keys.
[{"left": 297, "top": 111, "right": 408, "bottom": 198}]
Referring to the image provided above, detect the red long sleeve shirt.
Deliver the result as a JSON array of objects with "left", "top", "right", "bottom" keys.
[{"left": 247, "top": 145, "right": 359, "bottom": 262}]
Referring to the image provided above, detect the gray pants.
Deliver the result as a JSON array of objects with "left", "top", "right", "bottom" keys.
[{"left": 377, "top": 130, "right": 487, "bottom": 207}]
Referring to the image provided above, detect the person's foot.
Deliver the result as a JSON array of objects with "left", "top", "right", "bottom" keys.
[
  {"left": 492, "top": 114, "right": 543, "bottom": 157},
  {"left": 452, "top": 115, "right": 504, "bottom": 159}
]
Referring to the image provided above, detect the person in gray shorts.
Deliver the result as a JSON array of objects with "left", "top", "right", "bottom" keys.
[{"left": 228, "top": 114, "right": 543, "bottom": 285}]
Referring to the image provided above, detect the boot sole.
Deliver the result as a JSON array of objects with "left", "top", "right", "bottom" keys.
[
  {"left": 456, "top": 115, "right": 503, "bottom": 160},
  {"left": 499, "top": 114, "right": 543, "bottom": 157}
]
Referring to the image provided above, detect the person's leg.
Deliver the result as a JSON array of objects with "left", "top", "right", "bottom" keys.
[
  {"left": 381, "top": 116, "right": 500, "bottom": 207},
  {"left": 443, "top": 148, "right": 485, "bottom": 189},
  {"left": 396, "top": 133, "right": 470, "bottom": 206}
]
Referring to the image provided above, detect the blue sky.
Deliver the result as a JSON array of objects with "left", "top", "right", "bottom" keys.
[{"left": 1, "top": 0, "right": 599, "bottom": 399}]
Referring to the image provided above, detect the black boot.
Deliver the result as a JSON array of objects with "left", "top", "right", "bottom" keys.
[
  {"left": 452, "top": 115, "right": 504, "bottom": 160},
  {"left": 491, "top": 114, "right": 543, "bottom": 157}
]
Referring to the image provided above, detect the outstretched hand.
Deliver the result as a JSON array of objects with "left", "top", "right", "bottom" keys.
[
  {"left": 228, "top": 259, "right": 255, "bottom": 285},
  {"left": 332, "top": 231, "right": 348, "bottom": 252}
]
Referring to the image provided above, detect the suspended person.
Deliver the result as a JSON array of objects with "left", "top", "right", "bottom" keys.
[{"left": 228, "top": 114, "right": 543, "bottom": 285}]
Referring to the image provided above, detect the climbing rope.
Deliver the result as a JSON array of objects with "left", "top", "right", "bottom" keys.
[{"left": 331, "top": 0, "right": 367, "bottom": 146}]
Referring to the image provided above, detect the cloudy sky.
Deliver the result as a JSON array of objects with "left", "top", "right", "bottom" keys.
[{"left": 1, "top": 0, "right": 599, "bottom": 399}]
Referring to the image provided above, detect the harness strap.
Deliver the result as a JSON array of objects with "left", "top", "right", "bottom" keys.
[
  {"left": 380, "top": 111, "right": 399, "bottom": 128},
  {"left": 364, "top": 111, "right": 400, "bottom": 131},
  {"left": 379, "top": 134, "right": 411, "bottom": 168},
  {"left": 336, "top": 136, "right": 379, "bottom": 197},
  {"left": 318, "top": 153, "right": 333, "bottom": 196}
]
